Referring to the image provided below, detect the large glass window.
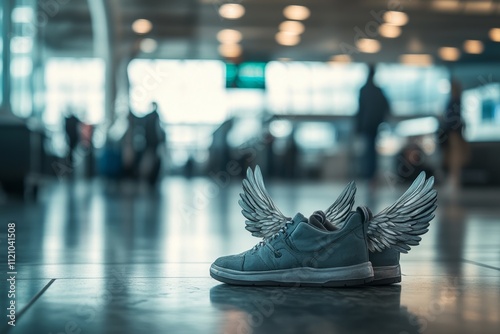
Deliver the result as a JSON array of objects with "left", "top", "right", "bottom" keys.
[
  {"left": 376, "top": 64, "right": 449, "bottom": 115},
  {"left": 128, "top": 59, "right": 227, "bottom": 123},
  {"left": 44, "top": 58, "right": 105, "bottom": 126},
  {"left": 128, "top": 59, "right": 228, "bottom": 169},
  {"left": 266, "top": 62, "right": 450, "bottom": 116},
  {"left": 266, "top": 61, "right": 367, "bottom": 115},
  {"left": 11, "top": 0, "right": 36, "bottom": 117}
]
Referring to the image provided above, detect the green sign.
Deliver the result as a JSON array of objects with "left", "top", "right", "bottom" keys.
[{"left": 226, "top": 62, "right": 266, "bottom": 89}]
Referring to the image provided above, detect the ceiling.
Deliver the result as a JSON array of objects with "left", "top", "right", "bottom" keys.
[{"left": 40, "top": 0, "right": 500, "bottom": 64}]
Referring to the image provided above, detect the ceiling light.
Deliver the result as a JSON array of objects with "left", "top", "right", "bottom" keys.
[
  {"left": 279, "top": 21, "right": 305, "bottom": 35},
  {"left": 132, "top": 19, "right": 153, "bottom": 34},
  {"left": 218, "top": 43, "right": 242, "bottom": 58},
  {"left": 438, "top": 47, "right": 460, "bottom": 61},
  {"left": 489, "top": 28, "right": 500, "bottom": 42},
  {"left": 275, "top": 31, "right": 301, "bottom": 46},
  {"left": 464, "top": 1, "right": 493, "bottom": 14},
  {"left": 356, "top": 39, "right": 381, "bottom": 53},
  {"left": 378, "top": 24, "right": 402, "bottom": 38},
  {"left": 140, "top": 38, "right": 157, "bottom": 53},
  {"left": 408, "top": 37, "right": 424, "bottom": 53},
  {"left": 383, "top": 11, "right": 409, "bottom": 26},
  {"left": 399, "top": 54, "right": 433, "bottom": 66},
  {"left": 283, "top": 5, "right": 310, "bottom": 20},
  {"left": 219, "top": 4, "right": 245, "bottom": 19},
  {"left": 463, "top": 40, "right": 484, "bottom": 54},
  {"left": 431, "top": 1, "right": 462, "bottom": 13},
  {"left": 329, "top": 54, "right": 352, "bottom": 63},
  {"left": 217, "top": 29, "right": 242, "bottom": 44}
]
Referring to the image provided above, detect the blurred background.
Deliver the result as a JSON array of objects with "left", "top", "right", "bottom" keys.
[
  {"left": 1, "top": 2, "right": 500, "bottom": 333},
  {"left": 0, "top": 0, "right": 500, "bottom": 194}
]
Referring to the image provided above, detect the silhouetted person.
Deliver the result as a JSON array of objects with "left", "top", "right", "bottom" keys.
[
  {"left": 209, "top": 118, "right": 234, "bottom": 173},
  {"left": 122, "top": 111, "right": 139, "bottom": 179},
  {"left": 356, "top": 65, "right": 390, "bottom": 184},
  {"left": 440, "top": 79, "right": 468, "bottom": 194},
  {"left": 284, "top": 128, "right": 298, "bottom": 179},
  {"left": 140, "top": 102, "right": 165, "bottom": 185},
  {"left": 64, "top": 111, "right": 80, "bottom": 167},
  {"left": 80, "top": 122, "right": 94, "bottom": 178},
  {"left": 144, "top": 102, "right": 163, "bottom": 150}
]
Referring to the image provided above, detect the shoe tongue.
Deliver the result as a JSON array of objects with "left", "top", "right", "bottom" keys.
[{"left": 308, "top": 210, "right": 338, "bottom": 231}]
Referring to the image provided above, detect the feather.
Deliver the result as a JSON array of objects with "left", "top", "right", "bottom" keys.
[
  {"left": 324, "top": 181, "right": 357, "bottom": 226},
  {"left": 367, "top": 172, "right": 437, "bottom": 254},
  {"left": 239, "top": 166, "right": 291, "bottom": 239}
]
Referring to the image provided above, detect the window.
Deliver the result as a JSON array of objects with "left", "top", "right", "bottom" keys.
[
  {"left": 128, "top": 59, "right": 227, "bottom": 124},
  {"left": 266, "top": 62, "right": 450, "bottom": 116},
  {"left": 44, "top": 58, "right": 105, "bottom": 126},
  {"left": 10, "top": 1, "right": 37, "bottom": 117},
  {"left": 376, "top": 64, "right": 449, "bottom": 115},
  {"left": 266, "top": 61, "right": 366, "bottom": 115}
]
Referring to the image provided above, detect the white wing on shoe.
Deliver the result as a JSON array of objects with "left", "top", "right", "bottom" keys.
[
  {"left": 324, "top": 181, "right": 356, "bottom": 226},
  {"left": 367, "top": 172, "right": 437, "bottom": 254},
  {"left": 239, "top": 166, "right": 291, "bottom": 239}
]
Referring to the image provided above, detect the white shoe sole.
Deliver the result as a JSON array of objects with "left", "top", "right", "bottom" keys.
[{"left": 210, "top": 262, "right": 374, "bottom": 287}]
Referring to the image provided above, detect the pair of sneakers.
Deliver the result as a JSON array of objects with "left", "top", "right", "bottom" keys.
[{"left": 210, "top": 166, "right": 437, "bottom": 287}]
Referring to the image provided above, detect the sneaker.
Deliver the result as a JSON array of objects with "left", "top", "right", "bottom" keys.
[
  {"left": 318, "top": 172, "right": 437, "bottom": 285},
  {"left": 214, "top": 166, "right": 436, "bottom": 286},
  {"left": 210, "top": 211, "right": 374, "bottom": 286},
  {"left": 210, "top": 167, "right": 374, "bottom": 287},
  {"left": 310, "top": 209, "right": 403, "bottom": 285}
]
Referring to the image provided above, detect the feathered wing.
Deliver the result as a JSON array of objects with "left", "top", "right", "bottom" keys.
[
  {"left": 367, "top": 172, "right": 437, "bottom": 253},
  {"left": 238, "top": 166, "right": 291, "bottom": 239},
  {"left": 324, "top": 181, "right": 357, "bottom": 226}
]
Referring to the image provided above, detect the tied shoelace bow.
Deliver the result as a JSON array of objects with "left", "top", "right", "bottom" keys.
[{"left": 252, "top": 219, "right": 294, "bottom": 257}]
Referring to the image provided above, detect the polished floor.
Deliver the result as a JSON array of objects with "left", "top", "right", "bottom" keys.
[{"left": 1, "top": 176, "right": 499, "bottom": 334}]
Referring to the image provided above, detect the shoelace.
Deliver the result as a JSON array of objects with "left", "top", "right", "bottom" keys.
[{"left": 252, "top": 220, "right": 294, "bottom": 255}]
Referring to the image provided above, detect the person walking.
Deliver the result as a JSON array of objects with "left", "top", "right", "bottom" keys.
[{"left": 356, "top": 65, "right": 390, "bottom": 186}]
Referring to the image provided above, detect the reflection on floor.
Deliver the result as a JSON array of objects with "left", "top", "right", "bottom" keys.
[{"left": 1, "top": 177, "right": 499, "bottom": 333}]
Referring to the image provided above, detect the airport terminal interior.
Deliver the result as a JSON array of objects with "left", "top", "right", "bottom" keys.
[{"left": 1, "top": 0, "right": 500, "bottom": 333}]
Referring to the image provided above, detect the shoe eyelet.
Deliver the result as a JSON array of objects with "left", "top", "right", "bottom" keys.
[{"left": 274, "top": 251, "right": 282, "bottom": 258}]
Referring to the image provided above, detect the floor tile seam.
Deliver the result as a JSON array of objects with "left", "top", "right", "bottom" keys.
[
  {"left": 2, "top": 279, "right": 56, "bottom": 333},
  {"left": 12, "top": 262, "right": 213, "bottom": 266},
  {"left": 401, "top": 273, "right": 500, "bottom": 277},
  {"left": 19, "top": 276, "right": 212, "bottom": 280},
  {"left": 462, "top": 259, "right": 500, "bottom": 271}
]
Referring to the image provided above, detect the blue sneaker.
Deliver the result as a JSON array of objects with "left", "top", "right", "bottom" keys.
[
  {"left": 211, "top": 166, "right": 436, "bottom": 286},
  {"left": 307, "top": 209, "right": 401, "bottom": 285},
  {"left": 312, "top": 208, "right": 403, "bottom": 285},
  {"left": 210, "top": 167, "right": 373, "bottom": 287},
  {"left": 210, "top": 211, "right": 374, "bottom": 286},
  {"left": 318, "top": 173, "right": 437, "bottom": 285}
]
